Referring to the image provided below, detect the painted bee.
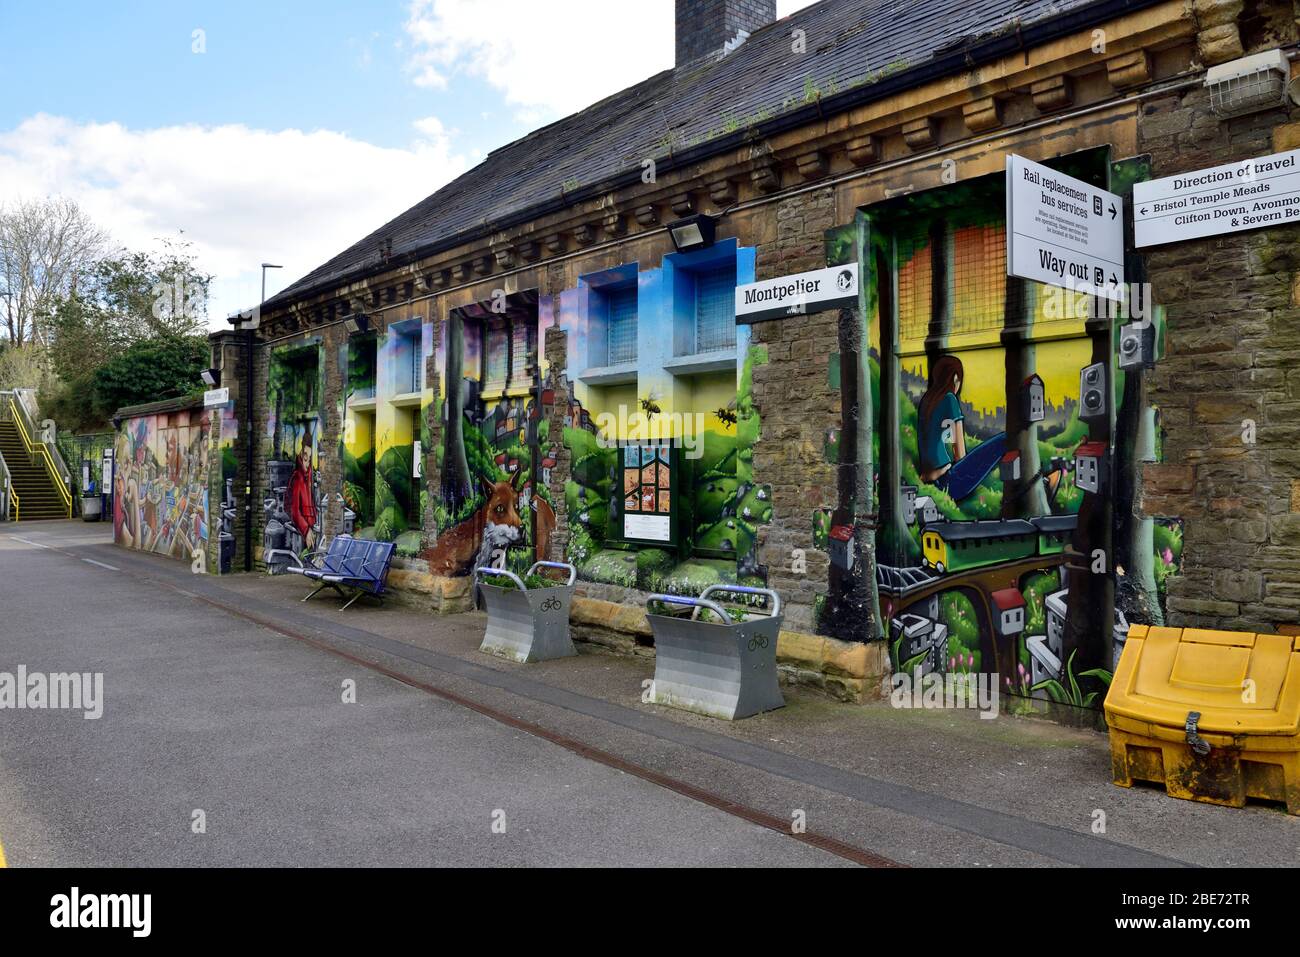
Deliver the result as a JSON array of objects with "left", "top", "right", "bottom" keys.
[
  {"left": 715, "top": 399, "right": 738, "bottom": 429},
  {"left": 639, "top": 391, "right": 662, "bottom": 418}
]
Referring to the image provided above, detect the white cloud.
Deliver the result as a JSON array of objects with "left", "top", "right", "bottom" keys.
[
  {"left": 403, "top": 0, "right": 818, "bottom": 121},
  {"left": 0, "top": 114, "right": 469, "bottom": 328}
]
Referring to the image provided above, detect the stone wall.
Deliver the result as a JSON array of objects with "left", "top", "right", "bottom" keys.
[
  {"left": 1139, "top": 37, "right": 1300, "bottom": 633},
  {"left": 748, "top": 188, "right": 848, "bottom": 633}
]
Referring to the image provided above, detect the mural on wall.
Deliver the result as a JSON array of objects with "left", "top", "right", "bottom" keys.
[
  {"left": 216, "top": 404, "right": 239, "bottom": 573},
  {"left": 263, "top": 341, "right": 324, "bottom": 574},
  {"left": 820, "top": 150, "right": 1175, "bottom": 712},
  {"left": 421, "top": 246, "right": 769, "bottom": 596},
  {"left": 369, "top": 319, "right": 432, "bottom": 556},
  {"left": 113, "top": 408, "right": 211, "bottom": 564},
  {"left": 426, "top": 293, "right": 551, "bottom": 578},
  {"left": 846, "top": 155, "right": 1151, "bottom": 711},
  {"left": 1107, "top": 154, "right": 1181, "bottom": 632},
  {"left": 338, "top": 334, "right": 376, "bottom": 537},
  {"left": 540, "top": 247, "right": 771, "bottom": 596}
]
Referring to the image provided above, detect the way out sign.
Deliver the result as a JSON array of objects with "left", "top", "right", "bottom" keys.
[
  {"left": 735, "top": 263, "right": 858, "bottom": 323},
  {"left": 1006, "top": 154, "right": 1125, "bottom": 301},
  {"left": 1134, "top": 148, "right": 1300, "bottom": 247}
]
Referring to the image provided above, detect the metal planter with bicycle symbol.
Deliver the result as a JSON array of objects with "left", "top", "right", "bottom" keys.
[
  {"left": 474, "top": 561, "right": 578, "bottom": 663},
  {"left": 645, "top": 585, "right": 785, "bottom": 720}
]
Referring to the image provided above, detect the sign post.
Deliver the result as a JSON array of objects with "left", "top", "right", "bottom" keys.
[
  {"left": 1006, "top": 154, "right": 1125, "bottom": 300},
  {"left": 1134, "top": 148, "right": 1300, "bottom": 247}
]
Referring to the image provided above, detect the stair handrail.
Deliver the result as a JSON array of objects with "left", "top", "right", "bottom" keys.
[
  {"left": 0, "top": 445, "right": 12, "bottom": 521},
  {"left": 1, "top": 390, "right": 73, "bottom": 518}
]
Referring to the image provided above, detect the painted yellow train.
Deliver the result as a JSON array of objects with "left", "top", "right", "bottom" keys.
[{"left": 920, "top": 514, "right": 1077, "bottom": 576}]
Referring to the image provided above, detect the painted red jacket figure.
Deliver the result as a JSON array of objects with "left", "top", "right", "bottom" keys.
[{"left": 287, "top": 448, "right": 317, "bottom": 547}]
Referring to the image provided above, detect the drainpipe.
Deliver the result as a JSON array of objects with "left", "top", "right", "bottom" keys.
[{"left": 245, "top": 323, "right": 254, "bottom": 572}]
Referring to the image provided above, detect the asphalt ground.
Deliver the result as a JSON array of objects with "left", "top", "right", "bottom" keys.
[{"left": 2, "top": 520, "right": 1296, "bottom": 867}]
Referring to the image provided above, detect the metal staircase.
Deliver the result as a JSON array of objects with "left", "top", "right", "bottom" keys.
[{"left": 0, "top": 391, "right": 73, "bottom": 521}]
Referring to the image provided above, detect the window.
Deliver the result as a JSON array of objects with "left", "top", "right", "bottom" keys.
[
  {"left": 485, "top": 320, "right": 509, "bottom": 393},
  {"left": 508, "top": 320, "right": 532, "bottom": 390},
  {"left": 695, "top": 267, "right": 736, "bottom": 353},
  {"left": 407, "top": 329, "right": 424, "bottom": 394},
  {"left": 393, "top": 325, "right": 424, "bottom": 395},
  {"left": 607, "top": 287, "right": 638, "bottom": 364}
]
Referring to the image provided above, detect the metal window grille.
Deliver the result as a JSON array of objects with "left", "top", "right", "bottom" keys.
[
  {"left": 509, "top": 320, "right": 531, "bottom": 388},
  {"left": 895, "top": 212, "right": 1008, "bottom": 347},
  {"left": 695, "top": 268, "right": 736, "bottom": 353},
  {"left": 607, "top": 287, "right": 638, "bottom": 364},
  {"left": 485, "top": 321, "right": 509, "bottom": 390},
  {"left": 410, "top": 331, "right": 424, "bottom": 394}
]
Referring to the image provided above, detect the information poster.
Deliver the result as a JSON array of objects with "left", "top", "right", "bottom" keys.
[{"left": 621, "top": 445, "right": 673, "bottom": 544}]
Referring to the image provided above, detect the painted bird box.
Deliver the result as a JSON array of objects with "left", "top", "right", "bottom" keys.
[
  {"left": 1045, "top": 588, "right": 1069, "bottom": 659},
  {"left": 1074, "top": 441, "right": 1106, "bottom": 494},
  {"left": 999, "top": 450, "right": 1021, "bottom": 482},
  {"left": 991, "top": 587, "right": 1027, "bottom": 637},
  {"left": 1023, "top": 374, "right": 1045, "bottom": 422},
  {"left": 829, "top": 523, "right": 855, "bottom": 571},
  {"left": 914, "top": 496, "right": 940, "bottom": 525}
]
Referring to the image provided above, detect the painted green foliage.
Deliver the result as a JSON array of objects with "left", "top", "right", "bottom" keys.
[
  {"left": 564, "top": 344, "right": 770, "bottom": 594},
  {"left": 267, "top": 344, "right": 322, "bottom": 426},
  {"left": 374, "top": 445, "right": 415, "bottom": 545},
  {"left": 340, "top": 337, "right": 376, "bottom": 529}
]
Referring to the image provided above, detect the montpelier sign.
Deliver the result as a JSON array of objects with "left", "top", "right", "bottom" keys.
[{"left": 734, "top": 263, "right": 859, "bottom": 324}]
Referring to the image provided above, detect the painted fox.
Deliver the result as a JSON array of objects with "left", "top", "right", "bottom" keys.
[
  {"left": 424, "top": 474, "right": 523, "bottom": 577},
  {"left": 424, "top": 471, "right": 559, "bottom": 577}
]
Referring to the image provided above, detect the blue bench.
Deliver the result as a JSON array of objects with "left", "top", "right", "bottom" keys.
[{"left": 294, "top": 536, "right": 396, "bottom": 610}]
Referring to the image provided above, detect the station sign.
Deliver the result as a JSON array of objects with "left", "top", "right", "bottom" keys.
[
  {"left": 1134, "top": 148, "right": 1300, "bottom": 247},
  {"left": 203, "top": 387, "right": 230, "bottom": 408},
  {"left": 1006, "top": 154, "right": 1125, "bottom": 301},
  {"left": 735, "top": 263, "right": 859, "bottom": 324}
]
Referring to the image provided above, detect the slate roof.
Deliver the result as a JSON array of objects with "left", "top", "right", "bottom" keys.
[{"left": 267, "top": 0, "right": 1142, "bottom": 308}]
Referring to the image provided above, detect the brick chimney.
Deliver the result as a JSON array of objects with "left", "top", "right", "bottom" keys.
[{"left": 675, "top": 0, "right": 776, "bottom": 66}]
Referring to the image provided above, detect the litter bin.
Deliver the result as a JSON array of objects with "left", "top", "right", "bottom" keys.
[
  {"left": 474, "top": 562, "right": 578, "bottom": 663},
  {"left": 81, "top": 494, "right": 102, "bottom": 522},
  {"left": 645, "top": 584, "right": 784, "bottom": 720},
  {"left": 1105, "top": 624, "right": 1300, "bottom": 814}
]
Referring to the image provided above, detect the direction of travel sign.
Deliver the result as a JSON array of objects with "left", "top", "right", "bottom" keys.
[
  {"left": 1006, "top": 154, "right": 1125, "bottom": 301},
  {"left": 1134, "top": 148, "right": 1300, "bottom": 247}
]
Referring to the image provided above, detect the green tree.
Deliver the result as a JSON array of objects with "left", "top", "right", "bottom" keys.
[
  {"left": 88, "top": 335, "right": 208, "bottom": 422},
  {"left": 44, "top": 237, "right": 210, "bottom": 384}
]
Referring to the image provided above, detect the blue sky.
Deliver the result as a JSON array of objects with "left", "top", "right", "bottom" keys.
[
  {"left": 0, "top": 1, "right": 531, "bottom": 154},
  {"left": 0, "top": 1, "right": 816, "bottom": 323}
]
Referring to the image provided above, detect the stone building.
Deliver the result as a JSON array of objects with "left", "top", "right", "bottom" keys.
[{"left": 207, "top": 0, "right": 1300, "bottom": 705}]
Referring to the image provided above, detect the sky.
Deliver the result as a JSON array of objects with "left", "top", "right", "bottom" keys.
[{"left": 0, "top": 0, "right": 818, "bottom": 328}]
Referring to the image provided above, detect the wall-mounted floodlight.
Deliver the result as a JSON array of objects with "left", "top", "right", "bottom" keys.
[
  {"left": 667, "top": 213, "right": 716, "bottom": 253},
  {"left": 200, "top": 368, "right": 221, "bottom": 388},
  {"left": 1209, "top": 49, "right": 1288, "bottom": 117},
  {"left": 343, "top": 314, "right": 370, "bottom": 335}
]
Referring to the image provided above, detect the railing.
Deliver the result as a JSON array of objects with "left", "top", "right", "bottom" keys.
[
  {"left": 0, "top": 446, "right": 12, "bottom": 521},
  {"left": 1, "top": 390, "right": 74, "bottom": 519}
]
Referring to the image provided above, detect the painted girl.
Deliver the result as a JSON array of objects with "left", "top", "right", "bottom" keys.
[
  {"left": 916, "top": 354, "right": 1009, "bottom": 501},
  {"left": 917, "top": 355, "right": 967, "bottom": 489}
]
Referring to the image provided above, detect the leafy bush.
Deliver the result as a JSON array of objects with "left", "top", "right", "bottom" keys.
[{"left": 89, "top": 335, "right": 208, "bottom": 424}]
